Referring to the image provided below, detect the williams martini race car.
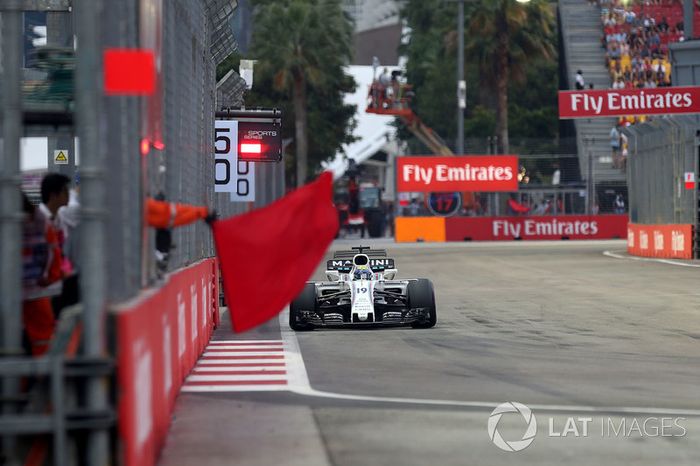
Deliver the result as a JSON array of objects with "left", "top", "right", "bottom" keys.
[{"left": 289, "top": 246, "right": 437, "bottom": 330}]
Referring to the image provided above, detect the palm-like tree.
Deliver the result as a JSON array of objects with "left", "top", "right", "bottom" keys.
[
  {"left": 449, "top": 0, "right": 554, "bottom": 153},
  {"left": 252, "top": 0, "right": 352, "bottom": 186}
]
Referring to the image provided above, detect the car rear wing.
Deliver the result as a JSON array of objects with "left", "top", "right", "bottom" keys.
[
  {"left": 332, "top": 246, "right": 387, "bottom": 259},
  {"left": 326, "top": 258, "right": 395, "bottom": 273}
]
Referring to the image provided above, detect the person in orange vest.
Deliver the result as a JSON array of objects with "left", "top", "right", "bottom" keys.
[
  {"left": 145, "top": 194, "right": 217, "bottom": 273},
  {"left": 22, "top": 193, "right": 64, "bottom": 356},
  {"left": 145, "top": 196, "right": 215, "bottom": 228}
]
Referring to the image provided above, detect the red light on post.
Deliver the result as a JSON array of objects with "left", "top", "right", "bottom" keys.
[
  {"left": 140, "top": 138, "right": 150, "bottom": 156},
  {"left": 240, "top": 142, "right": 262, "bottom": 155}
]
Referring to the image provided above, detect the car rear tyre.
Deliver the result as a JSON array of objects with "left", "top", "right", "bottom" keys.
[
  {"left": 408, "top": 279, "right": 437, "bottom": 328},
  {"left": 289, "top": 283, "right": 316, "bottom": 331}
]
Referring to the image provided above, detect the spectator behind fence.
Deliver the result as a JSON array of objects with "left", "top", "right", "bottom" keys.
[
  {"left": 22, "top": 193, "right": 63, "bottom": 356},
  {"left": 610, "top": 124, "right": 621, "bottom": 167},
  {"left": 619, "top": 131, "right": 629, "bottom": 171},
  {"left": 39, "top": 173, "right": 79, "bottom": 318},
  {"left": 614, "top": 193, "right": 626, "bottom": 214},
  {"left": 575, "top": 70, "right": 585, "bottom": 89},
  {"left": 600, "top": 0, "right": 687, "bottom": 125}
]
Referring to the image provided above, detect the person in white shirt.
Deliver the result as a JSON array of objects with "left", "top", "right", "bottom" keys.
[{"left": 39, "top": 173, "right": 81, "bottom": 316}]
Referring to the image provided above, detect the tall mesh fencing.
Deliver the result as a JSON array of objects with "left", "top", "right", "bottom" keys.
[
  {"left": 395, "top": 151, "right": 591, "bottom": 217},
  {"left": 159, "top": 0, "right": 214, "bottom": 273},
  {"left": 625, "top": 116, "right": 699, "bottom": 225},
  {"left": 44, "top": 0, "right": 286, "bottom": 300},
  {"left": 106, "top": 0, "right": 286, "bottom": 291}
]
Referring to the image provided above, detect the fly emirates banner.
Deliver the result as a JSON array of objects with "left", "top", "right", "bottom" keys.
[
  {"left": 397, "top": 155, "right": 519, "bottom": 192},
  {"left": 558, "top": 86, "right": 700, "bottom": 118}
]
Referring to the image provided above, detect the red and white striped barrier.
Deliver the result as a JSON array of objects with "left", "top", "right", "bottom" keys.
[
  {"left": 114, "top": 258, "right": 219, "bottom": 466},
  {"left": 182, "top": 340, "right": 290, "bottom": 392}
]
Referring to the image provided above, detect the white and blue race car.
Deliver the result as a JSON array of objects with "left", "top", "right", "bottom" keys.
[{"left": 289, "top": 246, "right": 437, "bottom": 330}]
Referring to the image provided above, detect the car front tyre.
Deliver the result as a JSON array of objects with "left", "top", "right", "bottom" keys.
[
  {"left": 289, "top": 283, "right": 316, "bottom": 331},
  {"left": 408, "top": 279, "right": 437, "bottom": 329}
]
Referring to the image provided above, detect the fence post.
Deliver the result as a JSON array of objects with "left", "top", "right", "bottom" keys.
[
  {"left": 74, "top": 0, "right": 110, "bottom": 464},
  {"left": 585, "top": 135, "right": 595, "bottom": 215},
  {"left": 1, "top": 7, "right": 25, "bottom": 465},
  {"left": 46, "top": 11, "right": 76, "bottom": 178}
]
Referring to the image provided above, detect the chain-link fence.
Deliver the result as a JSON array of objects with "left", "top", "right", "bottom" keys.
[
  {"left": 396, "top": 153, "right": 593, "bottom": 217},
  {"left": 6, "top": 0, "right": 286, "bottom": 302},
  {"left": 625, "top": 115, "right": 699, "bottom": 225},
  {"left": 401, "top": 135, "right": 578, "bottom": 157},
  {"left": 109, "top": 0, "right": 284, "bottom": 290}
]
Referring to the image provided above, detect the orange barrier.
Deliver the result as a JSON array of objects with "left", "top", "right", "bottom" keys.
[
  {"left": 395, "top": 217, "right": 445, "bottom": 242},
  {"left": 114, "top": 258, "right": 219, "bottom": 466},
  {"left": 627, "top": 223, "right": 693, "bottom": 259}
]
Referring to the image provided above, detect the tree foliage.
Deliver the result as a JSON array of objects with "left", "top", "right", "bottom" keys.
[
  {"left": 400, "top": 0, "right": 558, "bottom": 154},
  {"left": 218, "top": 0, "right": 356, "bottom": 186}
]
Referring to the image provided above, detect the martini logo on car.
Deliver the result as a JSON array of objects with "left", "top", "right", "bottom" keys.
[{"left": 327, "top": 258, "right": 395, "bottom": 272}]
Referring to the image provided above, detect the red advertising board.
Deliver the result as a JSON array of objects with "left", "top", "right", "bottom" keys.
[
  {"left": 444, "top": 215, "right": 628, "bottom": 241},
  {"left": 558, "top": 86, "right": 700, "bottom": 119},
  {"left": 627, "top": 223, "right": 693, "bottom": 259},
  {"left": 397, "top": 156, "right": 519, "bottom": 192},
  {"left": 116, "top": 258, "right": 219, "bottom": 466}
]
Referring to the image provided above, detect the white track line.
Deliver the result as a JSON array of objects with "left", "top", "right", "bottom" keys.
[
  {"left": 603, "top": 250, "right": 700, "bottom": 268},
  {"left": 278, "top": 309, "right": 700, "bottom": 417},
  {"left": 209, "top": 340, "right": 284, "bottom": 345},
  {"left": 193, "top": 366, "right": 286, "bottom": 373},
  {"left": 204, "top": 345, "right": 285, "bottom": 350},
  {"left": 203, "top": 351, "right": 284, "bottom": 357},
  {"left": 187, "top": 374, "right": 288, "bottom": 382},
  {"left": 182, "top": 385, "right": 288, "bottom": 393},
  {"left": 198, "top": 358, "right": 284, "bottom": 364}
]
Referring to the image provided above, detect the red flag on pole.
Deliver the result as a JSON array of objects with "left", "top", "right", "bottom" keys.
[{"left": 212, "top": 172, "right": 339, "bottom": 332}]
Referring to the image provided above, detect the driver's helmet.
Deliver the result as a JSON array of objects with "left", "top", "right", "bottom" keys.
[{"left": 353, "top": 265, "right": 373, "bottom": 280}]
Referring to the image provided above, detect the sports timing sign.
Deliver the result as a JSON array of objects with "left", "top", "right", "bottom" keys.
[
  {"left": 558, "top": 86, "right": 700, "bottom": 119},
  {"left": 396, "top": 156, "right": 519, "bottom": 192}
]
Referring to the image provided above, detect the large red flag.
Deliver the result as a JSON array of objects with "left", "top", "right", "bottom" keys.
[{"left": 212, "top": 172, "right": 338, "bottom": 332}]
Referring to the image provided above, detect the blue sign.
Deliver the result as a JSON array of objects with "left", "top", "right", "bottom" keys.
[{"left": 426, "top": 192, "right": 461, "bottom": 217}]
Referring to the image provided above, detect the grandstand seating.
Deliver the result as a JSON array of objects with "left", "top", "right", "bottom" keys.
[
  {"left": 601, "top": 0, "right": 700, "bottom": 125},
  {"left": 559, "top": 0, "right": 624, "bottom": 191},
  {"left": 559, "top": 0, "right": 699, "bottom": 210}
]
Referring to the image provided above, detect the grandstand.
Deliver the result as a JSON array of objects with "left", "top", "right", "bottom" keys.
[{"left": 559, "top": 0, "right": 699, "bottom": 211}]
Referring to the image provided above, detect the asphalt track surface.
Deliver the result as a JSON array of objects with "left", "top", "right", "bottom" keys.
[{"left": 159, "top": 239, "right": 700, "bottom": 466}]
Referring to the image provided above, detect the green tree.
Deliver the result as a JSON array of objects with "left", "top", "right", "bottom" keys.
[
  {"left": 250, "top": 0, "right": 355, "bottom": 186},
  {"left": 458, "top": 0, "right": 555, "bottom": 153},
  {"left": 399, "top": 0, "right": 460, "bottom": 152}
]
